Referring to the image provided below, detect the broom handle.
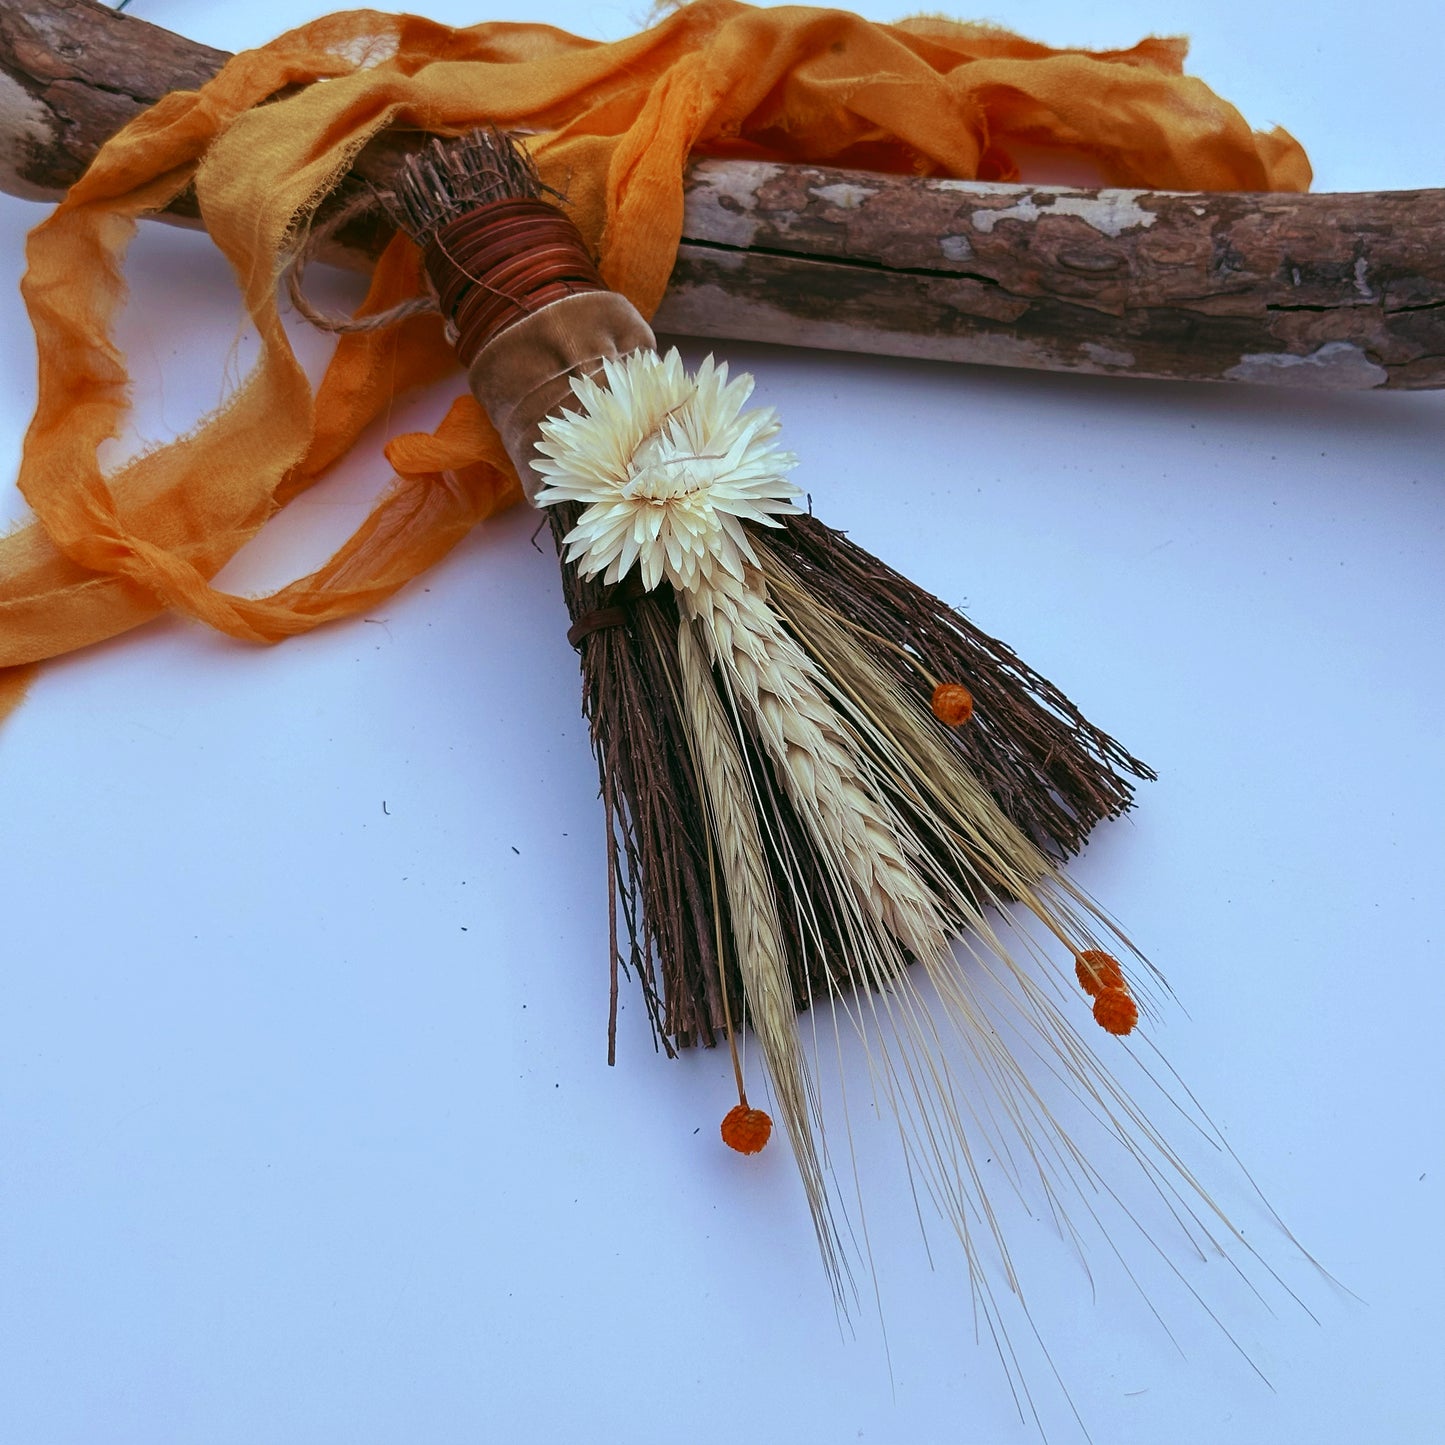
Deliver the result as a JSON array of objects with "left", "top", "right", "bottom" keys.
[{"left": 3, "top": 0, "right": 1441, "bottom": 390}]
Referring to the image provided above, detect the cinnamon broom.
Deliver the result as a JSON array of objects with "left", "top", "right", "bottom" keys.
[{"left": 361, "top": 132, "right": 1303, "bottom": 1358}]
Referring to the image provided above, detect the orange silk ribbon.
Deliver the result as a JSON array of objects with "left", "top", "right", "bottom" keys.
[{"left": 0, "top": 2, "right": 1310, "bottom": 717}]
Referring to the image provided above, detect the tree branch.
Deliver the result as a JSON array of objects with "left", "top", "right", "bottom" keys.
[{"left": 3, "top": 0, "right": 1441, "bottom": 389}]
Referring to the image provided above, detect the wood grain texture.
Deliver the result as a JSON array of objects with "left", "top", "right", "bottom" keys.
[
  {"left": 0, "top": 0, "right": 225, "bottom": 202},
  {"left": 659, "top": 161, "right": 1445, "bottom": 388},
  {"left": 3, "top": 0, "right": 1442, "bottom": 388}
]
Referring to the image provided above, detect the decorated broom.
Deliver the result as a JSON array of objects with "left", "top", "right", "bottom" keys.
[
  {"left": 359, "top": 130, "right": 1251, "bottom": 1328},
  {"left": 1, "top": 1, "right": 1365, "bottom": 1431}
]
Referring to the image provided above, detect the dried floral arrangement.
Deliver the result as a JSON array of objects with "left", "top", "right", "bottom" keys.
[
  {"left": 376, "top": 128, "right": 1168, "bottom": 1301},
  {"left": 7, "top": 1, "right": 1438, "bottom": 1440}
]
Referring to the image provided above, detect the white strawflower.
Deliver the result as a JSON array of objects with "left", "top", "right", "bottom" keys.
[{"left": 532, "top": 349, "right": 801, "bottom": 595}]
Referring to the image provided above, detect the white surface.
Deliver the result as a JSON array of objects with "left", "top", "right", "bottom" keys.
[{"left": 1, "top": 3, "right": 1442, "bottom": 1443}]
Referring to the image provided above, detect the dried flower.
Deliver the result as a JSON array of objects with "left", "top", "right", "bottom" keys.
[
  {"left": 1093, "top": 987, "right": 1139, "bottom": 1036},
  {"left": 533, "top": 349, "right": 801, "bottom": 596},
  {"left": 1075, "top": 948, "right": 1126, "bottom": 997},
  {"left": 720, "top": 1104, "right": 774, "bottom": 1154},
  {"left": 931, "top": 681, "right": 974, "bottom": 727}
]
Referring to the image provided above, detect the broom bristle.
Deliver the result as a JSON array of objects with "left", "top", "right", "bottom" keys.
[
  {"left": 759, "top": 511, "right": 1154, "bottom": 858},
  {"left": 548, "top": 502, "right": 735, "bottom": 1052},
  {"left": 386, "top": 129, "right": 550, "bottom": 244},
  {"left": 555, "top": 503, "right": 1155, "bottom": 1052}
]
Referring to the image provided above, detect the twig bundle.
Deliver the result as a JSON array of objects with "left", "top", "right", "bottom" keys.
[{"left": 372, "top": 129, "right": 1299, "bottom": 1404}]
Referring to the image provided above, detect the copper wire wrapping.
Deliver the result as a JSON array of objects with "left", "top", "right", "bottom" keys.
[{"left": 423, "top": 198, "right": 606, "bottom": 365}]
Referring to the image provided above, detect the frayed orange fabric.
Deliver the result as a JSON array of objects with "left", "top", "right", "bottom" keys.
[{"left": 0, "top": 2, "right": 1310, "bottom": 683}]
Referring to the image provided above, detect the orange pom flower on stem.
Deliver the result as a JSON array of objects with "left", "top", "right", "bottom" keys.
[
  {"left": 931, "top": 682, "right": 974, "bottom": 727},
  {"left": 721, "top": 1104, "right": 774, "bottom": 1154},
  {"left": 1075, "top": 949, "right": 1126, "bottom": 998},
  {"left": 1093, "top": 987, "right": 1139, "bottom": 1036}
]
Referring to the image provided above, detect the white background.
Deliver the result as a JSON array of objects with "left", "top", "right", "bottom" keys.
[{"left": 1, "top": 3, "right": 1441, "bottom": 1443}]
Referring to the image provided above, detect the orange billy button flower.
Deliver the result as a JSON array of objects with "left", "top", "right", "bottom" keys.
[
  {"left": 931, "top": 682, "right": 974, "bottom": 727},
  {"left": 721, "top": 1104, "right": 774, "bottom": 1154},
  {"left": 1075, "top": 948, "right": 1126, "bottom": 997},
  {"left": 1093, "top": 987, "right": 1139, "bottom": 1036}
]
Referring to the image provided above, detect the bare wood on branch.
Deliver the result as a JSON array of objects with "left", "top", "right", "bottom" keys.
[{"left": 3, "top": 0, "right": 1442, "bottom": 389}]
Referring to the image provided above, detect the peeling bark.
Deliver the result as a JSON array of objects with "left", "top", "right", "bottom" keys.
[
  {"left": 658, "top": 162, "right": 1445, "bottom": 388},
  {"left": 3, "top": 0, "right": 1442, "bottom": 389},
  {"left": 0, "top": 0, "right": 226, "bottom": 201}
]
